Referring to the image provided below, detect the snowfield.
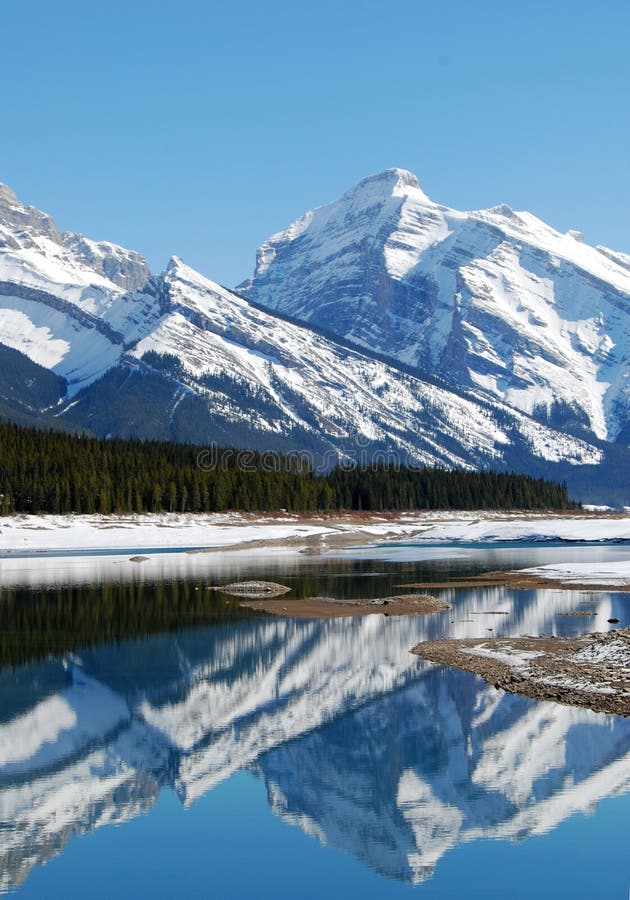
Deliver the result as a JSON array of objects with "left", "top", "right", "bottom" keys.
[{"left": 405, "top": 512, "right": 630, "bottom": 543}]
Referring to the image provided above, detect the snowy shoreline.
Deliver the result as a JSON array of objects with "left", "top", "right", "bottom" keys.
[
  {"left": 1, "top": 510, "right": 630, "bottom": 591},
  {"left": 2, "top": 510, "right": 630, "bottom": 555},
  {"left": 0, "top": 511, "right": 425, "bottom": 555}
]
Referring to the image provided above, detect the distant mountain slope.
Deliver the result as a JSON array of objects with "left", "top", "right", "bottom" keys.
[
  {"left": 0, "top": 182, "right": 161, "bottom": 394},
  {"left": 0, "top": 179, "right": 628, "bottom": 500},
  {"left": 60, "top": 257, "right": 603, "bottom": 473},
  {"left": 241, "top": 168, "right": 630, "bottom": 445},
  {"left": 0, "top": 343, "right": 65, "bottom": 415}
]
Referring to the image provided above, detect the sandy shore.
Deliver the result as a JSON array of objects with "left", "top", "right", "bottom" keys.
[
  {"left": 238, "top": 593, "right": 452, "bottom": 619},
  {"left": 412, "top": 628, "right": 630, "bottom": 717}
]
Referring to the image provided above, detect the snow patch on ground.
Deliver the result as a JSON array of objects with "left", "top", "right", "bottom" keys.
[
  {"left": 465, "top": 645, "right": 545, "bottom": 669},
  {"left": 2, "top": 511, "right": 630, "bottom": 556},
  {"left": 0, "top": 511, "right": 428, "bottom": 555},
  {"left": 410, "top": 513, "right": 630, "bottom": 544},
  {"left": 521, "top": 559, "right": 630, "bottom": 587}
]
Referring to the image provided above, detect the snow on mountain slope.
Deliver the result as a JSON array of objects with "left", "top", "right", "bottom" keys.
[
  {"left": 127, "top": 255, "right": 600, "bottom": 467},
  {"left": 0, "top": 294, "right": 124, "bottom": 387},
  {"left": 0, "top": 182, "right": 160, "bottom": 393},
  {"left": 0, "top": 179, "right": 609, "bottom": 474},
  {"left": 241, "top": 168, "right": 630, "bottom": 443}
]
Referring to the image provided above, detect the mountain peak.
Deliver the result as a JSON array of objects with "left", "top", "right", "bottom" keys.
[
  {"left": 370, "top": 167, "right": 421, "bottom": 189},
  {"left": 243, "top": 168, "right": 630, "bottom": 452},
  {"left": 165, "top": 255, "right": 184, "bottom": 274},
  {"left": 488, "top": 203, "right": 516, "bottom": 218},
  {"left": 341, "top": 167, "right": 425, "bottom": 202},
  {"left": 0, "top": 182, "right": 19, "bottom": 207},
  {"left": 0, "top": 182, "right": 61, "bottom": 244}
]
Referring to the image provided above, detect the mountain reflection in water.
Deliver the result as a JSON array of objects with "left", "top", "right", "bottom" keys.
[{"left": 1, "top": 597, "right": 628, "bottom": 893}]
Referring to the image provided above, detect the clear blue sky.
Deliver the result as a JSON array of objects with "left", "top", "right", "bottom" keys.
[{"left": 2, "top": 0, "right": 629, "bottom": 286}]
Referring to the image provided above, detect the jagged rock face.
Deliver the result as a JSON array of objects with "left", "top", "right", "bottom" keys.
[
  {"left": 61, "top": 233, "right": 150, "bottom": 292},
  {"left": 0, "top": 182, "right": 149, "bottom": 291},
  {"left": 0, "top": 183, "right": 62, "bottom": 246},
  {"left": 241, "top": 168, "right": 630, "bottom": 444}
]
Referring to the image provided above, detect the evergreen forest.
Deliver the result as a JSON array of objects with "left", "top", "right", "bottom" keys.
[{"left": 0, "top": 421, "right": 576, "bottom": 515}]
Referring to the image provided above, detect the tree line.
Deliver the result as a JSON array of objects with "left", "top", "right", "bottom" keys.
[{"left": 0, "top": 421, "right": 576, "bottom": 515}]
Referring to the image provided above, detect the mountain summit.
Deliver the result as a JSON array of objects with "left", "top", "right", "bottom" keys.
[{"left": 241, "top": 169, "right": 630, "bottom": 446}]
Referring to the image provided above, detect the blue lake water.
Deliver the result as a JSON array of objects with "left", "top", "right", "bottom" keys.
[{"left": 0, "top": 542, "right": 628, "bottom": 898}]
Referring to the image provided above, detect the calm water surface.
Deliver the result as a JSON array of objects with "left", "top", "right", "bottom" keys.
[{"left": 0, "top": 542, "right": 628, "bottom": 898}]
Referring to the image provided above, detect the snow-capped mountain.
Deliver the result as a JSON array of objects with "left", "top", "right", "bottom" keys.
[
  {"left": 241, "top": 168, "right": 630, "bottom": 446},
  {"left": 1, "top": 602, "right": 628, "bottom": 890},
  {"left": 0, "top": 182, "right": 161, "bottom": 398},
  {"left": 0, "top": 179, "right": 627, "bottom": 497}
]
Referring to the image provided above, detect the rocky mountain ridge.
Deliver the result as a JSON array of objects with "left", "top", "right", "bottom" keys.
[
  {"left": 242, "top": 168, "right": 630, "bottom": 445},
  {"left": 0, "top": 178, "right": 628, "bottom": 499}
]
